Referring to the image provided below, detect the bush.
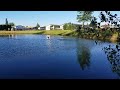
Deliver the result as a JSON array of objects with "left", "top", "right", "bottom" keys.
[{"left": 101, "top": 30, "right": 112, "bottom": 37}]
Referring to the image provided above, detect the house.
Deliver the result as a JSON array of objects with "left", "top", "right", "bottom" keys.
[
  {"left": 25, "top": 26, "right": 34, "bottom": 30},
  {"left": 15, "top": 25, "right": 26, "bottom": 30},
  {"left": 109, "top": 24, "right": 119, "bottom": 29},
  {"left": 100, "top": 24, "right": 119, "bottom": 29},
  {"left": 100, "top": 24, "right": 109, "bottom": 29},
  {"left": 40, "top": 26, "right": 46, "bottom": 30},
  {"left": 46, "top": 24, "right": 63, "bottom": 30}
]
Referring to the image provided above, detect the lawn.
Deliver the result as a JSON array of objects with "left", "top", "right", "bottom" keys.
[
  {"left": 0, "top": 30, "right": 75, "bottom": 36},
  {"left": 0, "top": 30, "right": 42, "bottom": 35}
]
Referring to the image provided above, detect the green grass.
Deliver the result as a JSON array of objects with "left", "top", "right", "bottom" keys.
[
  {"left": 0, "top": 30, "right": 76, "bottom": 37},
  {"left": 41, "top": 30, "right": 74, "bottom": 35},
  {"left": 0, "top": 30, "right": 74, "bottom": 35},
  {"left": 0, "top": 30, "right": 43, "bottom": 35}
]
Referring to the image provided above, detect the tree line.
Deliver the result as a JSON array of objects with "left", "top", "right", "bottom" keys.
[{"left": 75, "top": 11, "right": 120, "bottom": 41}]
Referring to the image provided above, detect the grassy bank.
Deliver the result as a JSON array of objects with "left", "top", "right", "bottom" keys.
[
  {"left": 0, "top": 30, "right": 119, "bottom": 42},
  {"left": 0, "top": 30, "right": 75, "bottom": 36},
  {"left": 0, "top": 30, "right": 42, "bottom": 34}
]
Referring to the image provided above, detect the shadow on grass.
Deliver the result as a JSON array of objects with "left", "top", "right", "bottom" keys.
[
  {"left": 33, "top": 31, "right": 45, "bottom": 34},
  {"left": 63, "top": 31, "right": 75, "bottom": 36},
  {"left": 58, "top": 32, "right": 66, "bottom": 35}
]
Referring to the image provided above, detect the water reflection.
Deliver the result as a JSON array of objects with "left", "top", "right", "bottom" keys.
[
  {"left": 0, "top": 35, "right": 9, "bottom": 37},
  {"left": 9, "top": 34, "right": 17, "bottom": 38},
  {"left": 102, "top": 43, "right": 120, "bottom": 78},
  {"left": 45, "top": 35, "right": 53, "bottom": 54},
  {"left": 0, "top": 34, "right": 17, "bottom": 38},
  {"left": 76, "top": 40, "right": 91, "bottom": 70}
]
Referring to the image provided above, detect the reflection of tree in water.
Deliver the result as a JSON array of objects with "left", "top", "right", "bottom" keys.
[
  {"left": 102, "top": 43, "right": 120, "bottom": 78},
  {"left": 0, "top": 34, "right": 17, "bottom": 38},
  {"left": 76, "top": 42, "right": 91, "bottom": 70}
]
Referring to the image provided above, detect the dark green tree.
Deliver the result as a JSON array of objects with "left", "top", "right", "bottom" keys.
[
  {"left": 5, "top": 18, "right": 8, "bottom": 25},
  {"left": 63, "top": 23, "right": 68, "bottom": 30},
  {"left": 36, "top": 23, "right": 40, "bottom": 28},
  {"left": 9, "top": 22, "right": 15, "bottom": 26},
  {"left": 89, "top": 17, "right": 97, "bottom": 29}
]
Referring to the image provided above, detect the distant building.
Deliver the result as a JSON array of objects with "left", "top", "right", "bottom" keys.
[
  {"left": 25, "top": 26, "right": 34, "bottom": 30},
  {"left": 100, "top": 24, "right": 119, "bottom": 29},
  {"left": 15, "top": 25, "right": 25, "bottom": 30},
  {"left": 40, "top": 26, "right": 46, "bottom": 30},
  {"left": 46, "top": 24, "right": 63, "bottom": 30}
]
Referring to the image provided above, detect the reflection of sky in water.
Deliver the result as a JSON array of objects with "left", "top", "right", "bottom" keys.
[{"left": 0, "top": 34, "right": 119, "bottom": 79}]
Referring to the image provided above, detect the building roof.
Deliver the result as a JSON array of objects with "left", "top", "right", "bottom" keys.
[
  {"left": 40, "top": 26, "right": 46, "bottom": 28},
  {"left": 71, "top": 23, "right": 82, "bottom": 26},
  {"left": 50, "top": 24, "right": 61, "bottom": 26},
  {"left": 26, "top": 26, "right": 34, "bottom": 28}
]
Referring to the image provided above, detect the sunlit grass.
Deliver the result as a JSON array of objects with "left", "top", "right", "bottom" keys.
[
  {"left": 0, "top": 30, "right": 74, "bottom": 35},
  {"left": 0, "top": 30, "right": 42, "bottom": 34},
  {"left": 42, "top": 30, "right": 74, "bottom": 35},
  {"left": 110, "top": 33, "right": 118, "bottom": 42}
]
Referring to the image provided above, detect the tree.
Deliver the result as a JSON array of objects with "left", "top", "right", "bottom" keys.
[
  {"left": 67, "top": 22, "right": 72, "bottom": 30},
  {"left": 102, "top": 44, "right": 120, "bottom": 78},
  {"left": 77, "top": 11, "right": 94, "bottom": 28},
  {"left": 98, "top": 11, "right": 120, "bottom": 39},
  {"left": 89, "top": 17, "right": 97, "bottom": 29},
  {"left": 5, "top": 18, "right": 8, "bottom": 25},
  {"left": 36, "top": 23, "right": 40, "bottom": 28},
  {"left": 9, "top": 22, "right": 15, "bottom": 26},
  {"left": 63, "top": 22, "right": 75, "bottom": 30},
  {"left": 63, "top": 23, "right": 68, "bottom": 30}
]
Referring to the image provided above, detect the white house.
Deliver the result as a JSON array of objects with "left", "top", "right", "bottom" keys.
[
  {"left": 46, "top": 25, "right": 51, "bottom": 30},
  {"left": 46, "top": 24, "right": 64, "bottom": 30}
]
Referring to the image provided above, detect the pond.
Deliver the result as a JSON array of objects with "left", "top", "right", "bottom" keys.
[{"left": 0, "top": 34, "right": 120, "bottom": 79}]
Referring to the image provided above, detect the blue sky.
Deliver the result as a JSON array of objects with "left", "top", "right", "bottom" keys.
[{"left": 0, "top": 11, "right": 120, "bottom": 26}]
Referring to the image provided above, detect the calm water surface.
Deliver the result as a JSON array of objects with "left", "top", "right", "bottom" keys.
[{"left": 0, "top": 34, "right": 120, "bottom": 79}]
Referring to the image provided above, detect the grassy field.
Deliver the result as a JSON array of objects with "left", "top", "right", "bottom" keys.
[
  {"left": 0, "top": 30, "right": 75, "bottom": 35},
  {"left": 0, "top": 30, "right": 42, "bottom": 35}
]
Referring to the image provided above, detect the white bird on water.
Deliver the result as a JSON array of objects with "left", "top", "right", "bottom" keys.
[{"left": 46, "top": 35, "right": 50, "bottom": 39}]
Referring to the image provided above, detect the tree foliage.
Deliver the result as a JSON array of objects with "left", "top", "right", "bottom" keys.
[
  {"left": 99, "top": 11, "right": 120, "bottom": 26},
  {"left": 99, "top": 11, "right": 120, "bottom": 36},
  {"left": 9, "top": 22, "right": 15, "bottom": 26},
  {"left": 89, "top": 17, "right": 98, "bottom": 28},
  {"left": 36, "top": 23, "right": 40, "bottom": 28},
  {"left": 63, "top": 22, "right": 75, "bottom": 30},
  {"left": 5, "top": 18, "right": 8, "bottom": 25},
  {"left": 77, "top": 11, "right": 94, "bottom": 27},
  {"left": 63, "top": 23, "right": 68, "bottom": 30}
]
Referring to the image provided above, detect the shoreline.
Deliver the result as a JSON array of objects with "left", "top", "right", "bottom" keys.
[{"left": 0, "top": 30, "right": 119, "bottom": 43}]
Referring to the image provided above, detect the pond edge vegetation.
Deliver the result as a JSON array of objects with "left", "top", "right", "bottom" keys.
[{"left": 0, "top": 30, "right": 119, "bottom": 43}]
